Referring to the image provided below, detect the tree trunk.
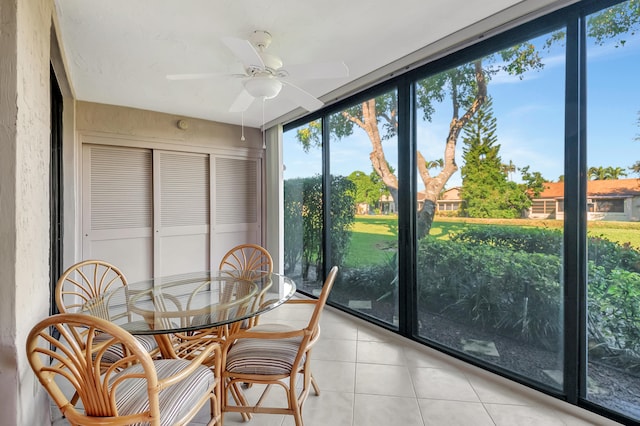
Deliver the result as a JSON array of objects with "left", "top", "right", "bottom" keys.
[
  {"left": 345, "top": 60, "right": 486, "bottom": 239},
  {"left": 416, "top": 60, "right": 487, "bottom": 239},
  {"left": 343, "top": 99, "right": 399, "bottom": 208}
]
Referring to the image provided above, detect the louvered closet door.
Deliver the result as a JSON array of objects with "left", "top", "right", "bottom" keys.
[
  {"left": 212, "top": 156, "right": 261, "bottom": 263},
  {"left": 82, "top": 145, "right": 153, "bottom": 282},
  {"left": 154, "top": 151, "right": 211, "bottom": 277}
]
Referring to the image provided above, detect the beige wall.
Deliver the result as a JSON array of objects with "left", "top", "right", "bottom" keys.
[
  {"left": 0, "top": 0, "right": 53, "bottom": 424},
  {"left": 75, "top": 101, "right": 262, "bottom": 151}
]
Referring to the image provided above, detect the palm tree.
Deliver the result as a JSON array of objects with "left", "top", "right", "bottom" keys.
[
  {"left": 501, "top": 160, "right": 516, "bottom": 181},
  {"left": 588, "top": 166, "right": 628, "bottom": 180},
  {"left": 604, "top": 166, "right": 627, "bottom": 179},
  {"left": 425, "top": 158, "right": 444, "bottom": 170}
]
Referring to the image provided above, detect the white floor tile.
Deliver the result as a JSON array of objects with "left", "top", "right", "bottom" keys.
[
  {"left": 355, "top": 363, "right": 416, "bottom": 397},
  {"left": 319, "top": 319, "right": 358, "bottom": 340},
  {"left": 282, "top": 391, "right": 354, "bottom": 426},
  {"left": 357, "top": 340, "right": 406, "bottom": 365},
  {"left": 311, "top": 337, "right": 357, "bottom": 362},
  {"left": 356, "top": 327, "right": 390, "bottom": 342},
  {"left": 418, "top": 399, "right": 495, "bottom": 426},
  {"left": 410, "top": 367, "right": 480, "bottom": 402},
  {"left": 484, "top": 403, "right": 568, "bottom": 425},
  {"left": 467, "top": 374, "right": 535, "bottom": 405},
  {"left": 310, "top": 359, "right": 356, "bottom": 393},
  {"left": 353, "top": 394, "right": 424, "bottom": 426}
]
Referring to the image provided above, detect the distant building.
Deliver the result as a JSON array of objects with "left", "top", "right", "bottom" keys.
[
  {"left": 528, "top": 178, "right": 640, "bottom": 222},
  {"left": 417, "top": 187, "right": 464, "bottom": 214},
  {"left": 379, "top": 194, "right": 396, "bottom": 214}
]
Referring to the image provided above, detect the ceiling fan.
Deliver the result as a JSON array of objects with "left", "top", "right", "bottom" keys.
[{"left": 166, "top": 30, "right": 349, "bottom": 113}]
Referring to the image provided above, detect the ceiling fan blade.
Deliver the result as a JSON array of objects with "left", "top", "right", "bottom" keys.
[
  {"left": 221, "top": 36, "right": 265, "bottom": 70},
  {"left": 166, "top": 72, "right": 224, "bottom": 80},
  {"left": 280, "top": 81, "right": 324, "bottom": 112},
  {"left": 283, "top": 61, "right": 349, "bottom": 80},
  {"left": 229, "top": 89, "right": 256, "bottom": 112}
]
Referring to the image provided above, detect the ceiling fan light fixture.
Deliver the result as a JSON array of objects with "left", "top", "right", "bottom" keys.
[{"left": 243, "top": 77, "right": 282, "bottom": 99}]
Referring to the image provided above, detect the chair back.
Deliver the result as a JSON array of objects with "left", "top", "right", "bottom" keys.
[
  {"left": 26, "top": 313, "right": 158, "bottom": 424},
  {"left": 219, "top": 244, "right": 274, "bottom": 328},
  {"left": 55, "top": 260, "right": 128, "bottom": 318},
  {"left": 305, "top": 266, "right": 339, "bottom": 338},
  {"left": 219, "top": 244, "right": 273, "bottom": 279}
]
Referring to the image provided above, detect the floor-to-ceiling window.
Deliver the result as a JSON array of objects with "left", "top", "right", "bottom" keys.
[
  {"left": 283, "top": 120, "right": 324, "bottom": 293},
  {"left": 585, "top": 0, "right": 640, "bottom": 419},
  {"left": 414, "top": 28, "right": 566, "bottom": 390},
  {"left": 283, "top": 1, "right": 640, "bottom": 423},
  {"left": 327, "top": 91, "right": 400, "bottom": 326}
]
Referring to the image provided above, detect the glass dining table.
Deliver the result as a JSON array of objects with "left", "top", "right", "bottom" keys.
[{"left": 80, "top": 271, "right": 296, "bottom": 358}]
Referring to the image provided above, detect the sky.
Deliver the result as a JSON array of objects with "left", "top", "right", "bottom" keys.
[{"left": 283, "top": 28, "right": 640, "bottom": 190}]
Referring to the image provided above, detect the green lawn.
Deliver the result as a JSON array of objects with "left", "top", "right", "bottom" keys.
[
  {"left": 344, "top": 216, "right": 397, "bottom": 267},
  {"left": 345, "top": 214, "right": 640, "bottom": 267}
]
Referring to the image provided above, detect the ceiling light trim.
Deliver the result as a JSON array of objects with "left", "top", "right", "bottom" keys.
[{"left": 243, "top": 77, "right": 283, "bottom": 100}]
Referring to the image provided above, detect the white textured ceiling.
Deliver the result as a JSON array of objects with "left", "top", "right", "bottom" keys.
[{"left": 53, "top": 0, "right": 573, "bottom": 128}]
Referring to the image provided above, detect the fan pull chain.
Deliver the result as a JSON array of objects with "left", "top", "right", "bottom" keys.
[{"left": 240, "top": 112, "right": 246, "bottom": 141}]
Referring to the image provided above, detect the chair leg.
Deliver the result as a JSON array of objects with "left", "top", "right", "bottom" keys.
[
  {"left": 290, "top": 385, "right": 304, "bottom": 426},
  {"left": 207, "top": 393, "right": 219, "bottom": 426},
  {"left": 228, "top": 380, "right": 252, "bottom": 422},
  {"left": 310, "top": 373, "right": 320, "bottom": 396}
]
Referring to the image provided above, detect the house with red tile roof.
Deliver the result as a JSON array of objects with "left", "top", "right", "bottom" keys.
[{"left": 528, "top": 178, "right": 640, "bottom": 221}]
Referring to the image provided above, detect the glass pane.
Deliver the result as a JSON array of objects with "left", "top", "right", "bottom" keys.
[
  {"left": 328, "top": 92, "right": 399, "bottom": 326},
  {"left": 415, "top": 29, "right": 565, "bottom": 389},
  {"left": 283, "top": 121, "right": 323, "bottom": 292},
  {"left": 586, "top": 1, "right": 640, "bottom": 420}
]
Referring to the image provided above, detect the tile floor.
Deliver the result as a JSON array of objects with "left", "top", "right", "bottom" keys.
[{"left": 52, "top": 301, "right": 622, "bottom": 426}]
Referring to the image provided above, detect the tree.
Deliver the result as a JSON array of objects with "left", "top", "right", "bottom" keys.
[
  {"left": 297, "top": 53, "right": 536, "bottom": 238},
  {"left": 425, "top": 158, "right": 444, "bottom": 170},
  {"left": 459, "top": 97, "right": 532, "bottom": 218},
  {"left": 606, "top": 166, "right": 628, "bottom": 179},
  {"left": 589, "top": 166, "right": 628, "bottom": 180},
  {"left": 631, "top": 111, "right": 640, "bottom": 175},
  {"left": 519, "top": 166, "right": 546, "bottom": 197},
  {"left": 501, "top": 160, "right": 516, "bottom": 181},
  {"left": 347, "top": 170, "right": 385, "bottom": 207},
  {"left": 589, "top": 166, "right": 608, "bottom": 180},
  {"left": 296, "top": 1, "right": 640, "bottom": 239}
]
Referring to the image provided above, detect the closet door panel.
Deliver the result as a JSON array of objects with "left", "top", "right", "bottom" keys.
[
  {"left": 154, "top": 151, "right": 210, "bottom": 277},
  {"left": 212, "top": 156, "right": 261, "bottom": 264},
  {"left": 83, "top": 143, "right": 261, "bottom": 281},
  {"left": 82, "top": 145, "right": 153, "bottom": 283}
]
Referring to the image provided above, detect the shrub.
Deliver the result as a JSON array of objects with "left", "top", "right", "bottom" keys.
[
  {"left": 588, "top": 265, "right": 640, "bottom": 361},
  {"left": 283, "top": 175, "right": 355, "bottom": 279},
  {"left": 451, "top": 225, "right": 640, "bottom": 273},
  {"left": 450, "top": 225, "right": 562, "bottom": 255},
  {"left": 334, "top": 255, "right": 398, "bottom": 301},
  {"left": 417, "top": 238, "right": 563, "bottom": 350}
]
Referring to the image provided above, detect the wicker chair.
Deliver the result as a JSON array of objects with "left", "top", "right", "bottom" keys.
[
  {"left": 26, "top": 313, "right": 221, "bottom": 426},
  {"left": 218, "top": 243, "right": 273, "bottom": 329},
  {"left": 221, "top": 266, "right": 338, "bottom": 426},
  {"left": 173, "top": 244, "right": 273, "bottom": 362},
  {"left": 55, "top": 259, "right": 159, "bottom": 361}
]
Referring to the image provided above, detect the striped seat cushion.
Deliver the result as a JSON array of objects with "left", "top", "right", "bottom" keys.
[
  {"left": 94, "top": 331, "right": 158, "bottom": 364},
  {"left": 226, "top": 324, "right": 304, "bottom": 376},
  {"left": 111, "top": 359, "right": 215, "bottom": 425}
]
